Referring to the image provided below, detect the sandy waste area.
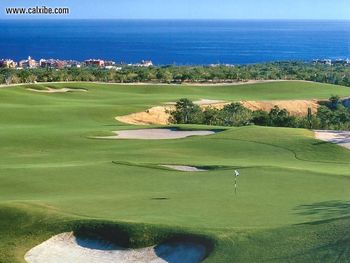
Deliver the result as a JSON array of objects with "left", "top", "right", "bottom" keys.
[{"left": 116, "top": 99, "right": 319, "bottom": 125}]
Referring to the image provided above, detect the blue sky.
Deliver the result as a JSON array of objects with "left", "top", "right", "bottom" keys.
[{"left": 1, "top": 0, "right": 349, "bottom": 19}]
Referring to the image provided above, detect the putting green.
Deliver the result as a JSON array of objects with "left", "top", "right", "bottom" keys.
[{"left": 0, "top": 81, "right": 349, "bottom": 262}]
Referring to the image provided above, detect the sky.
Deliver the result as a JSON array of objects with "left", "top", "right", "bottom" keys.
[{"left": 1, "top": 0, "right": 350, "bottom": 20}]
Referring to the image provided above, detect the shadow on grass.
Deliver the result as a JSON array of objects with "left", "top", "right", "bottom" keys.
[
  {"left": 295, "top": 200, "right": 350, "bottom": 219},
  {"left": 151, "top": 197, "right": 170, "bottom": 200},
  {"left": 154, "top": 235, "right": 213, "bottom": 263},
  {"left": 72, "top": 221, "right": 214, "bottom": 253},
  {"left": 76, "top": 237, "right": 119, "bottom": 251},
  {"left": 312, "top": 141, "right": 330, "bottom": 146}
]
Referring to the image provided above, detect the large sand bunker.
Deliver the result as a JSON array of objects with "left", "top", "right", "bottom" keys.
[
  {"left": 25, "top": 232, "right": 207, "bottom": 263},
  {"left": 116, "top": 106, "right": 174, "bottom": 125},
  {"left": 116, "top": 99, "right": 319, "bottom": 125},
  {"left": 161, "top": 165, "right": 207, "bottom": 172},
  {"left": 241, "top": 100, "right": 319, "bottom": 116},
  {"left": 28, "top": 87, "right": 87, "bottom": 93},
  {"left": 97, "top": 129, "right": 216, "bottom": 140},
  {"left": 314, "top": 130, "right": 350, "bottom": 150}
]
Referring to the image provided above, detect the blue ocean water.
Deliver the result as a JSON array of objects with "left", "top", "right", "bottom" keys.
[{"left": 0, "top": 19, "right": 349, "bottom": 65}]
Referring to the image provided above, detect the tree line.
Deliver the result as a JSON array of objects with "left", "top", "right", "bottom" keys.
[
  {"left": 1, "top": 62, "right": 350, "bottom": 87},
  {"left": 169, "top": 96, "right": 350, "bottom": 130}
]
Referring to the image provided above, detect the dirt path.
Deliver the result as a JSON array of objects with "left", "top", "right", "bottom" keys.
[{"left": 25, "top": 232, "right": 207, "bottom": 263}]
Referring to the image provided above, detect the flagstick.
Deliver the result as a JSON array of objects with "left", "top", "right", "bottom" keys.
[
  {"left": 233, "top": 169, "right": 240, "bottom": 195},
  {"left": 234, "top": 177, "right": 237, "bottom": 195}
]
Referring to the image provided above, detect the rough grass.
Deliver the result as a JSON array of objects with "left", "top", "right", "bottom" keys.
[{"left": 0, "top": 81, "right": 349, "bottom": 262}]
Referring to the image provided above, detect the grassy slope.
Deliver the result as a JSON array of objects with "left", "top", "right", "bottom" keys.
[{"left": 0, "top": 81, "right": 349, "bottom": 262}]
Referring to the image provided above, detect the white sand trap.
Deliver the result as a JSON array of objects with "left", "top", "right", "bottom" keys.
[
  {"left": 314, "top": 130, "right": 350, "bottom": 150},
  {"left": 28, "top": 88, "right": 87, "bottom": 93},
  {"left": 97, "top": 129, "right": 216, "bottom": 140},
  {"left": 193, "top": 99, "right": 226, "bottom": 105},
  {"left": 161, "top": 165, "right": 207, "bottom": 172},
  {"left": 165, "top": 99, "right": 227, "bottom": 106},
  {"left": 24, "top": 232, "right": 207, "bottom": 263}
]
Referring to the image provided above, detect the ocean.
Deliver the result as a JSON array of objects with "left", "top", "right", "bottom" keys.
[{"left": 0, "top": 19, "right": 349, "bottom": 65}]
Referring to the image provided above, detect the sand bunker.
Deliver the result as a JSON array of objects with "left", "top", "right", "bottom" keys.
[
  {"left": 28, "top": 87, "right": 87, "bottom": 93},
  {"left": 25, "top": 232, "right": 207, "bottom": 263},
  {"left": 116, "top": 99, "right": 319, "bottom": 126},
  {"left": 97, "top": 129, "right": 216, "bottom": 140},
  {"left": 314, "top": 130, "right": 350, "bottom": 150},
  {"left": 161, "top": 165, "right": 207, "bottom": 172}
]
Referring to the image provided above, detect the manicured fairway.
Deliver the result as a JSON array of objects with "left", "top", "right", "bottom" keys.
[{"left": 0, "top": 81, "right": 349, "bottom": 262}]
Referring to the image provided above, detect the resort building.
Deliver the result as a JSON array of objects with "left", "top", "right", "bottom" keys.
[
  {"left": 84, "top": 59, "right": 105, "bottom": 67},
  {"left": 0, "top": 59, "right": 17, "bottom": 68},
  {"left": 104, "top": 60, "right": 116, "bottom": 67},
  {"left": 39, "top": 59, "right": 66, "bottom": 69},
  {"left": 65, "top": 60, "right": 81, "bottom": 68},
  {"left": 140, "top": 60, "right": 153, "bottom": 67},
  {"left": 132, "top": 60, "right": 153, "bottom": 67},
  {"left": 19, "top": 56, "right": 37, "bottom": 68}
]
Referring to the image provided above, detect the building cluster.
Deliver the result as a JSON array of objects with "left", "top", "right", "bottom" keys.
[
  {"left": 132, "top": 60, "right": 153, "bottom": 67},
  {"left": 0, "top": 59, "right": 17, "bottom": 68},
  {"left": 0, "top": 57, "right": 153, "bottom": 69},
  {"left": 313, "top": 59, "right": 350, "bottom": 66},
  {"left": 209, "top": 63, "right": 235, "bottom": 68}
]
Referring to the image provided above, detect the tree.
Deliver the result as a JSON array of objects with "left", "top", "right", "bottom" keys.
[
  {"left": 252, "top": 110, "right": 269, "bottom": 126},
  {"left": 156, "top": 69, "right": 173, "bottom": 83},
  {"left": 317, "top": 106, "right": 333, "bottom": 129},
  {"left": 307, "top": 107, "right": 313, "bottom": 129},
  {"left": 203, "top": 107, "right": 220, "bottom": 125},
  {"left": 170, "top": 98, "right": 203, "bottom": 124},
  {"left": 268, "top": 106, "right": 296, "bottom": 127},
  {"left": 219, "top": 103, "right": 252, "bottom": 126},
  {"left": 329, "top": 95, "right": 341, "bottom": 110}
]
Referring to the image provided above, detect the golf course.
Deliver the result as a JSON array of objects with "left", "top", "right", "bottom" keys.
[{"left": 0, "top": 81, "right": 349, "bottom": 262}]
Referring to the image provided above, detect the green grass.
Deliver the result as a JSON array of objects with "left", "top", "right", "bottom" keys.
[{"left": 0, "top": 81, "right": 349, "bottom": 262}]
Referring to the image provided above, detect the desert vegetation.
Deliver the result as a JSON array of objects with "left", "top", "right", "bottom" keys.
[{"left": 2, "top": 62, "right": 350, "bottom": 86}]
